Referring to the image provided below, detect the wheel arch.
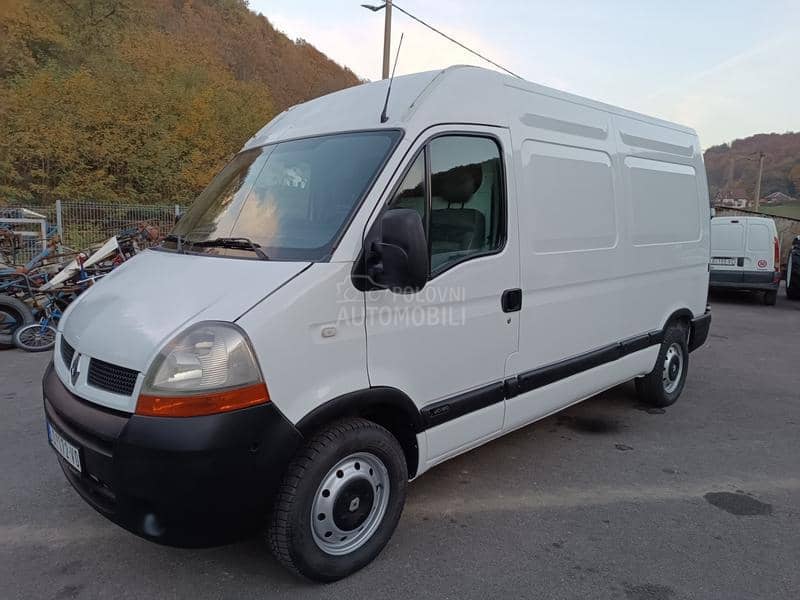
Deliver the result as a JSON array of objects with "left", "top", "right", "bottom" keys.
[
  {"left": 661, "top": 308, "right": 693, "bottom": 332},
  {"left": 295, "top": 387, "right": 423, "bottom": 478}
]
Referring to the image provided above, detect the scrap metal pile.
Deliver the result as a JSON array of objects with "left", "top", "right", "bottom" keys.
[{"left": 0, "top": 219, "right": 161, "bottom": 352}]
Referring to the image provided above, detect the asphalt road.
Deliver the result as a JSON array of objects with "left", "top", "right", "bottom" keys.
[{"left": 2, "top": 286, "right": 799, "bottom": 600}]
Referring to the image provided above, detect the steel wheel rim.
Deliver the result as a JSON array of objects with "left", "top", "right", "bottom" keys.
[
  {"left": 662, "top": 342, "right": 684, "bottom": 394},
  {"left": 788, "top": 255, "right": 793, "bottom": 288},
  {"left": 18, "top": 324, "right": 56, "bottom": 348},
  {"left": 310, "top": 452, "right": 390, "bottom": 556}
]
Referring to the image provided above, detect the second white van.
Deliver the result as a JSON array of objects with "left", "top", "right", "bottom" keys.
[
  {"left": 43, "top": 66, "right": 711, "bottom": 581},
  {"left": 710, "top": 216, "right": 781, "bottom": 304}
]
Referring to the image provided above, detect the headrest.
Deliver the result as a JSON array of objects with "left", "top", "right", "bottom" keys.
[{"left": 434, "top": 163, "right": 482, "bottom": 205}]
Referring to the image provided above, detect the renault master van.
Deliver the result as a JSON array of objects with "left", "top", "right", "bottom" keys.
[
  {"left": 43, "top": 66, "right": 711, "bottom": 581},
  {"left": 709, "top": 216, "right": 781, "bottom": 305}
]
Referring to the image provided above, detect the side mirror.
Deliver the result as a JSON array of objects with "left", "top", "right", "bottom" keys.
[{"left": 368, "top": 209, "right": 428, "bottom": 292}]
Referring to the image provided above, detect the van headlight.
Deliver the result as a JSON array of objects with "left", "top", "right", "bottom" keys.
[{"left": 137, "top": 322, "right": 269, "bottom": 417}]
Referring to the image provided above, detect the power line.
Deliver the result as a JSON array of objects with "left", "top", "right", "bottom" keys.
[{"left": 388, "top": 2, "right": 523, "bottom": 80}]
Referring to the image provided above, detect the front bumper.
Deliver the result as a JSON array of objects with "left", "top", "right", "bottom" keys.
[
  {"left": 688, "top": 309, "right": 711, "bottom": 352},
  {"left": 42, "top": 362, "right": 302, "bottom": 547}
]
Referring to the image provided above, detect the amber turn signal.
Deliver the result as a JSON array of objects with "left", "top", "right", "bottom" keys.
[{"left": 136, "top": 382, "right": 270, "bottom": 417}]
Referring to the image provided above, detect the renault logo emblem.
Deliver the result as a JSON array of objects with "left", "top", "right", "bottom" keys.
[
  {"left": 349, "top": 497, "right": 360, "bottom": 512},
  {"left": 70, "top": 354, "right": 81, "bottom": 386}
]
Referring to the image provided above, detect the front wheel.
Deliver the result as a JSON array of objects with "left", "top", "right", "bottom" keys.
[
  {"left": 268, "top": 418, "right": 408, "bottom": 582},
  {"left": 636, "top": 323, "right": 689, "bottom": 408},
  {"left": 14, "top": 322, "right": 57, "bottom": 352}
]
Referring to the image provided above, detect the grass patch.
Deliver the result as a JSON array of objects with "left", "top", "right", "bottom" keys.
[{"left": 760, "top": 204, "right": 800, "bottom": 220}]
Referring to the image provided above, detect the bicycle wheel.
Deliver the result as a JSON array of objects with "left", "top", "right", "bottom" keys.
[{"left": 13, "top": 323, "right": 57, "bottom": 352}]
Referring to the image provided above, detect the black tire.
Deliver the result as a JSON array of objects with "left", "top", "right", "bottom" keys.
[
  {"left": 268, "top": 418, "right": 408, "bottom": 582},
  {"left": 786, "top": 252, "right": 800, "bottom": 300},
  {"left": 635, "top": 322, "right": 689, "bottom": 408},
  {"left": 13, "top": 323, "right": 57, "bottom": 352},
  {"left": 763, "top": 289, "right": 777, "bottom": 306},
  {"left": 0, "top": 295, "right": 35, "bottom": 349}
]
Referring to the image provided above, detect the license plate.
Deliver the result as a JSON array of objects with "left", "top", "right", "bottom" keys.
[
  {"left": 711, "top": 257, "right": 736, "bottom": 267},
  {"left": 47, "top": 422, "right": 82, "bottom": 473}
]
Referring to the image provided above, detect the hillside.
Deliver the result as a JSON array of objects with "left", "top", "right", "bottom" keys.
[
  {"left": 0, "top": 0, "right": 361, "bottom": 205},
  {"left": 704, "top": 131, "right": 800, "bottom": 205}
]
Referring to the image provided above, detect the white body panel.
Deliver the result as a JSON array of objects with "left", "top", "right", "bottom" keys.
[
  {"left": 56, "top": 66, "right": 709, "bottom": 478},
  {"left": 58, "top": 250, "right": 309, "bottom": 411},
  {"left": 237, "top": 262, "right": 370, "bottom": 425}
]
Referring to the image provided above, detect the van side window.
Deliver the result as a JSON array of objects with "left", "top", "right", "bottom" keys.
[{"left": 428, "top": 136, "right": 505, "bottom": 273}]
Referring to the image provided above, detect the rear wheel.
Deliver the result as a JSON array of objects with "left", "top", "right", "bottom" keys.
[
  {"left": 787, "top": 253, "right": 800, "bottom": 300},
  {"left": 13, "top": 322, "right": 57, "bottom": 352},
  {"left": 635, "top": 323, "right": 689, "bottom": 408},
  {"left": 0, "top": 295, "right": 35, "bottom": 349},
  {"left": 763, "top": 289, "right": 777, "bottom": 306},
  {"left": 268, "top": 418, "right": 407, "bottom": 582}
]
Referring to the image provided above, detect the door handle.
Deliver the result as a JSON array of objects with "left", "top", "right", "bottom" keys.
[{"left": 501, "top": 288, "right": 522, "bottom": 313}]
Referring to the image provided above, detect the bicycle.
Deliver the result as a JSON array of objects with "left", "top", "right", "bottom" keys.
[{"left": 13, "top": 290, "right": 71, "bottom": 352}]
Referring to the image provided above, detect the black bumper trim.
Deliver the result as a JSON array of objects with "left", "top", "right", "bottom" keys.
[
  {"left": 421, "top": 381, "right": 505, "bottom": 428},
  {"left": 689, "top": 309, "right": 711, "bottom": 352},
  {"left": 710, "top": 269, "right": 779, "bottom": 290},
  {"left": 42, "top": 362, "right": 303, "bottom": 547}
]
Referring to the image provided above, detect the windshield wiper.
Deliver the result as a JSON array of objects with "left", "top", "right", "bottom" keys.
[
  {"left": 190, "top": 237, "right": 270, "bottom": 260},
  {"left": 163, "top": 233, "right": 186, "bottom": 253}
]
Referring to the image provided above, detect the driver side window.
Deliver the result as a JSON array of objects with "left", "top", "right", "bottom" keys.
[
  {"left": 387, "top": 135, "right": 506, "bottom": 275},
  {"left": 429, "top": 136, "right": 504, "bottom": 273}
]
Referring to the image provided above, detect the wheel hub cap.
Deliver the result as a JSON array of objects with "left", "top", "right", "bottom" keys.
[
  {"left": 311, "top": 452, "right": 390, "bottom": 556},
  {"left": 662, "top": 343, "right": 684, "bottom": 394},
  {"left": 333, "top": 478, "right": 374, "bottom": 531}
]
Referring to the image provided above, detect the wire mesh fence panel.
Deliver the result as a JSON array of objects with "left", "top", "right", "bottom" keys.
[
  {"left": 56, "top": 202, "right": 179, "bottom": 251},
  {"left": 1, "top": 201, "right": 181, "bottom": 266}
]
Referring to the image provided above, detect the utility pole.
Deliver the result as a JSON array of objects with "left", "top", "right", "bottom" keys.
[
  {"left": 382, "top": 0, "right": 392, "bottom": 79},
  {"left": 753, "top": 152, "right": 765, "bottom": 212},
  {"left": 727, "top": 155, "right": 735, "bottom": 191},
  {"left": 361, "top": 1, "right": 522, "bottom": 79}
]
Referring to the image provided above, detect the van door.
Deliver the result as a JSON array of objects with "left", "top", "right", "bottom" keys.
[
  {"left": 363, "top": 128, "right": 519, "bottom": 463},
  {"left": 746, "top": 220, "right": 775, "bottom": 272},
  {"left": 710, "top": 218, "right": 746, "bottom": 282}
]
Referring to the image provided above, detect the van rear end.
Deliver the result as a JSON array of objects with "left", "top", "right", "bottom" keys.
[{"left": 710, "top": 216, "right": 781, "bottom": 304}]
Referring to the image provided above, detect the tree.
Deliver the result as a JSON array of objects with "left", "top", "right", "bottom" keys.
[{"left": 0, "top": 0, "right": 359, "bottom": 205}]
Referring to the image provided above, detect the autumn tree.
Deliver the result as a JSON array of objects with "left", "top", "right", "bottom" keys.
[{"left": 0, "top": 0, "right": 359, "bottom": 205}]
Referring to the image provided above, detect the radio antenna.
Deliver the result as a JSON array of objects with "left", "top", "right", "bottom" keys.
[{"left": 380, "top": 32, "right": 404, "bottom": 124}]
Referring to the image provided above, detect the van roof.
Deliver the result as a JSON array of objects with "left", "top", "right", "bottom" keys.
[{"left": 244, "top": 65, "right": 696, "bottom": 150}]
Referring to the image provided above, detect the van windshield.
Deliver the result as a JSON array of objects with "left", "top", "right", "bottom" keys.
[{"left": 168, "top": 130, "right": 401, "bottom": 260}]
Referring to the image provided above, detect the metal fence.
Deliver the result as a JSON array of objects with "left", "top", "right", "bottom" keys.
[
  {"left": 715, "top": 207, "right": 800, "bottom": 270},
  {"left": 1, "top": 201, "right": 182, "bottom": 266}
]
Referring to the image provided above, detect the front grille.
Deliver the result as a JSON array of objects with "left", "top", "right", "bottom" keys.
[
  {"left": 61, "top": 338, "right": 75, "bottom": 367},
  {"left": 87, "top": 358, "right": 139, "bottom": 396}
]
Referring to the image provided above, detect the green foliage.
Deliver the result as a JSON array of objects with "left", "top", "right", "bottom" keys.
[{"left": 0, "top": 0, "right": 360, "bottom": 205}]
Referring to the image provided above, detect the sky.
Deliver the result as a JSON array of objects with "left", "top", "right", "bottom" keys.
[{"left": 249, "top": 0, "right": 800, "bottom": 148}]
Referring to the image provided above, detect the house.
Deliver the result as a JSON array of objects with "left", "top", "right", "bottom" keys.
[
  {"left": 761, "top": 191, "right": 797, "bottom": 204},
  {"left": 713, "top": 196, "right": 748, "bottom": 209}
]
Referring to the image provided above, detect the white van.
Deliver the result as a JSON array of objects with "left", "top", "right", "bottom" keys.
[
  {"left": 709, "top": 216, "right": 781, "bottom": 304},
  {"left": 43, "top": 66, "right": 711, "bottom": 581}
]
